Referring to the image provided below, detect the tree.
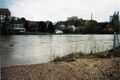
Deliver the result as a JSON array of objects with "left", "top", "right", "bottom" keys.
[
  {"left": 110, "top": 12, "right": 119, "bottom": 32},
  {"left": 38, "top": 21, "right": 47, "bottom": 32},
  {"left": 24, "top": 21, "right": 29, "bottom": 32},
  {"left": 20, "top": 17, "right": 26, "bottom": 23},
  {"left": 104, "top": 24, "right": 113, "bottom": 34},
  {"left": 11, "top": 17, "right": 16, "bottom": 24},
  {"left": 85, "top": 20, "right": 97, "bottom": 33},
  {"left": 47, "top": 21, "right": 55, "bottom": 33},
  {"left": 1, "top": 16, "right": 10, "bottom": 34},
  {"left": 19, "top": 17, "right": 30, "bottom": 32}
]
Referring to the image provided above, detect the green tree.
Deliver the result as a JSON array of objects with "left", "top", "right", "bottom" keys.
[
  {"left": 19, "top": 17, "right": 30, "bottom": 32},
  {"left": 110, "top": 12, "right": 119, "bottom": 33},
  {"left": 47, "top": 21, "right": 55, "bottom": 33},
  {"left": 38, "top": 21, "right": 47, "bottom": 32},
  {"left": 85, "top": 20, "right": 97, "bottom": 33},
  {"left": 1, "top": 16, "right": 10, "bottom": 34},
  {"left": 104, "top": 24, "right": 113, "bottom": 34}
]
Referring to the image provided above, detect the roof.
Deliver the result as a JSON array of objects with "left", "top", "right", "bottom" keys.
[{"left": 0, "top": 8, "right": 10, "bottom": 15}]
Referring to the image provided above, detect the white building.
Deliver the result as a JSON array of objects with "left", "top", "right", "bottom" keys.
[
  {"left": 55, "top": 30, "right": 63, "bottom": 33},
  {"left": 67, "top": 25, "right": 76, "bottom": 32},
  {"left": 11, "top": 24, "right": 26, "bottom": 33}
]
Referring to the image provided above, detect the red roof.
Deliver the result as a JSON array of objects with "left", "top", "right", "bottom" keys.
[{"left": 0, "top": 8, "right": 10, "bottom": 14}]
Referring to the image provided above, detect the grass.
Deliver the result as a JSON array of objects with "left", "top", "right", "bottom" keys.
[
  {"left": 52, "top": 42, "right": 120, "bottom": 62},
  {"left": 52, "top": 50, "right": 120, "bottom": 62}
]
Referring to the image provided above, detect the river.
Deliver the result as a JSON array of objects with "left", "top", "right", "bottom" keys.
[{"left": 0, "top": 34, "right": 120, "bottom": 67}]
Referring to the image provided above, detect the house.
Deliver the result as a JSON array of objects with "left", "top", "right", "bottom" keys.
[
  {"left": 0, "top": 8, "right": 11, "bottom": 21},
  {"left": 9, "top": 24, "right": 26, "bottom": 33},
  {"left": 55, "top": 30, "right": 63, "bottom": 33},
  {"left": 67, "top": 25, "right": 76, "bottom": 32},
  {"left": 67, "top": 16, "right": 78, "bottom": 21},
  {"left": 55, "top": 21, "right": 66, "bottom": 31}
]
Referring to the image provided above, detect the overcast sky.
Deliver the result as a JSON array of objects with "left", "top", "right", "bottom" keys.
[{"left": 0, "top": 0, "right": 119, "bottom": 22}]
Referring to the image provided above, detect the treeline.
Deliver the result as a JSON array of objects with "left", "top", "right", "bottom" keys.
[
  {"left": 0, "top": 17, "right": 55, "bottom": 34},
  {"left": 55, "top": 12, "right": 120, "bottom": 34},
  {"left": 0, "top": 11, "right": 119, "bottom": 35}
]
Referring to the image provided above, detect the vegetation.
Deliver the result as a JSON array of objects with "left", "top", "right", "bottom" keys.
[
  {"left": 52, "top": 46, "right": 120, "bottom": 62},
  {"left": 52, "top": 52, "right": 107, "bottom": 62},
  {"left": 0, "top": 10, "right": 119, "bottom": 35},
  {"left": 84, "top": 20, "right": 97, "bottom": 33},
  {"left": 1, "top": 16, "right": 11, "bottom": 35},
  {"left": 2, "top": 58, "right": 120, "bottom": 80},
  {"left": 110, "top": 12, "right": 120, "bottom": 33}
]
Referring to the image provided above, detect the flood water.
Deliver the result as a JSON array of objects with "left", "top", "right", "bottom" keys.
[{"left": 0, "top": 35, "right": 120, "bottom": 67}]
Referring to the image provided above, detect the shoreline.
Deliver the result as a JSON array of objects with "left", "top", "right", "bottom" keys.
[
  {"left": 1, "top": 46, "right": 120, "bottom": 79},
  {"left": 1, "top": 32, "right": 119, "bottom": 35},
  {"left": 1, "top": 58, "right": 120, "bottom": 80}
]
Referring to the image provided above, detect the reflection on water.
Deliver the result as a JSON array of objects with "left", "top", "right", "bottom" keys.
[{"left": 0, "top": 35, "right": 120, "bottom": 67}]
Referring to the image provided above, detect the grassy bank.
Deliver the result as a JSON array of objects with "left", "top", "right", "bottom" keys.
[
  {"left": 1, "top": 46, "right": 120, "bottom": 80},
  {"left": 52, "top": 46, "right": 120, "bottom": 62}
]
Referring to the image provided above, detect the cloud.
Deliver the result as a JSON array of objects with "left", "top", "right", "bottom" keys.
[{"left": 7, "top": 0, "right": 119, "bottom": 22}]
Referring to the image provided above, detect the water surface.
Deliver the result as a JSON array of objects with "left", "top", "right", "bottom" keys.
[{"left": 0, "top": 35, "right": 120, "bottom": 67}]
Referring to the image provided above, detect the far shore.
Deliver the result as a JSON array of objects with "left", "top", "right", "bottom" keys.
[{"left": 1, "top": 32, "right": 118, "bottom": 35}]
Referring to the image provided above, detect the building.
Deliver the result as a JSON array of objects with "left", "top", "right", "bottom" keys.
[
  {"left": 0, "top": 8, "right": 11, "bottom": 21},
  {"left": 55, "top": 30, "right": 63, "bottom": 33},
  {"left": 0, "top": 8, "right": 11, "bottom": 33},
  {"left": 67, "top": 25, "right": 76, "bottom": 32},
  {"left": 55, "top": 21, "right": 66, "bottom": 31},
  {"left": 67, "top": 16, "right": 78, "bottom": 21},
  {"left": 28, "top": 21, "right": 39, "bottom": 32},
  {"left": 9, "top": 24, "right": 26, "bottom": 33}
]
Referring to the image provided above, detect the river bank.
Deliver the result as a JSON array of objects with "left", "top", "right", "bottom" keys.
[
  {"left": 52, "top": 46, "right": 120, "bottom": 62},
  {"left": 1, "top": 32, "right": 116, "bottom": 35},
  {"left": 1, "top": 58, "right": 120, "bottom": 80}
]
